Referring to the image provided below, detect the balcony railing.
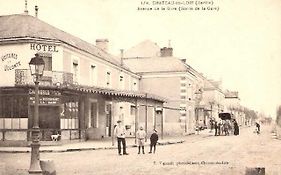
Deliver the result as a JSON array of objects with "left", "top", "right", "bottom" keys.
[{"left": 15, "top": 69, "right": 73, "bottom": 87}]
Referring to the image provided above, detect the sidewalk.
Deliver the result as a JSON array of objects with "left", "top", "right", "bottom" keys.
[
  {"left": 0, "top": 128, "right": 232, "bottom": 154},
  {"left": 0, "top": 137, "right": 185, "bottom": 153}
]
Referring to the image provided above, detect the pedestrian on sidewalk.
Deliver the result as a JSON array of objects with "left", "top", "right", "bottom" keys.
[
  {"left": 217, "top": 121, "right": 222, "bottom": 136},
  {"left": 149, "top": 129, "right": 159, "bottom": 154},
  {"left": 114, "top": 120, "right": 129, "bottom": 156},
  {"left": 209, "top": 119, "right": 214, "bottom": 133},
  {"left": 214, "top": 121, "right": 218, "bottom": 136},
  {"left": 255, "top": 122, "right": 261, "bottom": 134},
  {"left": 136, "top": 126, "right": 146, "bottom": 154},
  {"left": 233, "top": 119, "right": 239, "bottom": 136},
  {"left": 195, "top": 123, "right": 200, "bottom": 135},
  {"left": 223, "top": 120, "right": 229, "bottom": 136}
]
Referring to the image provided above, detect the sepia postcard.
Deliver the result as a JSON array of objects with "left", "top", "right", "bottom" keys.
[{"left": 0, "top": 0, "right": 280, "bottom": 174}]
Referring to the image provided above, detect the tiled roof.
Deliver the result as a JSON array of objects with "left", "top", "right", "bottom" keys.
[
  {"left": 0, "top": 14, "right": 130, "bottom": 71},
  {"left": 123, "top": 56, "right": 188, "bottom": 73}
]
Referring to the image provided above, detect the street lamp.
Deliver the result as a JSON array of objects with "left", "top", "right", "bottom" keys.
[{"left": 28, "top": 53, "right": 45, "bottom": 175}]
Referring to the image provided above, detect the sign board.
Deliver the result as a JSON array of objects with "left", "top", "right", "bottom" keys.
[{"left": 1, "top": 53, "right": 21, "bottom": 71}]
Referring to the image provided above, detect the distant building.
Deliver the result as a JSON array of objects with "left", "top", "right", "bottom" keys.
[
  {"left": 203, "top": 80, "right": 225, "bottom": 122},
  {"left": 124, "top": 43, "right": 199, "bottom": 135},
  {"left": 224, "top": 90, "right": 245, "bottom": 125},
  {"left": 184, "top": 68, "right": 225, "bottom": 129}
]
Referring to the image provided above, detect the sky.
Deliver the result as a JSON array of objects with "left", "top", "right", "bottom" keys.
[{"left": 0, "top": 0, "right": 280, "bottom": 118}]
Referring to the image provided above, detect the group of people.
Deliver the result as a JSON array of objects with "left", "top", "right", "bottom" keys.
[
  {"left": 212, "top": 119, "right": 240, "bottom": 136},
  {"left": 113, "top": 120, "right": 159, "bottom": 156}
]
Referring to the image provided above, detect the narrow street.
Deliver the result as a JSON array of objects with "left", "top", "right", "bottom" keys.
[{"left": 1, "top": 125, "right": 280, "bottom": 175}]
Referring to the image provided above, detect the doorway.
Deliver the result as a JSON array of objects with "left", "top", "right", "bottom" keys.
[
  {"left": 29, "top": 106, "right": 60, "bottom": 141},
  {"left": 90, "top": 102, "right": 98, "bottom": 128},
  {"left": 105, "top": 103, "right": 112, "bottom": 137}
]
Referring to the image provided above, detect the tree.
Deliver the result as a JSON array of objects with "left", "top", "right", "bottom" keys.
[
  {"left": 276, "top": 105, "right": 281, "bottom": 127},
  {"left": 244, "top": 107, "right": 258, "bottom": 123}
]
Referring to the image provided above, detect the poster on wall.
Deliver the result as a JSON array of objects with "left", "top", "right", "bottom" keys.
[{"left": 0, "top": 0, "right": 280, "bottom": 175}]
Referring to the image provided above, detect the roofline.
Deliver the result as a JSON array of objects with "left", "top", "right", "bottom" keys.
[
  {"left": 136, "top": 70, "right": 197, "bottom": 77},
  {"left": 203, "top": 87, "right": 225, "bottom": 94},
  {"left": 124, "top": 56, "right": 198, "bottom": 77},
  {"left": 123, "top": 57, "right": 152, "bottom": 60},
  {"left": 0, "top": 36, "right": 140, "bottom": 78}
]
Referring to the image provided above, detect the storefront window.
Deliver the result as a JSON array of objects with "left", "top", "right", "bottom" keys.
[
  {"left": 0, "top": 95, "right": 28, "bottom": 129},
  {"left": 60, "top": 97, "right": 79, "bottom": 129}
]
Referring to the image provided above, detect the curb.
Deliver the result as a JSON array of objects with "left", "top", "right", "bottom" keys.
[{"left": 0, "top": 140, "right": 185, "bottom": 153}]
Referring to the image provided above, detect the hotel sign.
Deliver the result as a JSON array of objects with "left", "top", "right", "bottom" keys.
[
  {"left": 1, "top": 53, "right": 21, "bottom": 71},
  {"left": 30, "top": 43, "right": 59, "bottom": 52},
  {"left": 29, "top": 89, "right": 61, "bottom": 96},
  {"left": 29, "top": 89, "right": 61, "bottom": 105}
]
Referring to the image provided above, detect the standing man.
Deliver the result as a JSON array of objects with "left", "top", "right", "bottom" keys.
[
  {"left": 233, "top": 119, "right": 239, "bottom": 136},
  {"left": 214, "top": 121, "right": 218, "bottom": 136},
  {"left": 217, "top": 121, "right": 222, "bottom": 136},
  {"left": 136, "top": 126, "right": 146, "bottom": 154},
  {"left": 149, "top": 129, "right": 159, "bottom": 154},
  {"left": 256, "top": 122, "right": 261, "bottom": 134},
  {"left": 114, "top": 120, "right": 129, "bottom": 155}
]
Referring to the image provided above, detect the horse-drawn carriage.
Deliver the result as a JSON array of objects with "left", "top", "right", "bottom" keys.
[
  {"left": 218, "top": 112, "right": 233, "bottom": 120},
  {"left": 217, "top": 113, "right": 234, "bottom": 136}
]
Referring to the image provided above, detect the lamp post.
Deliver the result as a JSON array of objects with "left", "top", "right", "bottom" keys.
[{"left": 28, "top": 53, "right": 45, "bottom": 175}]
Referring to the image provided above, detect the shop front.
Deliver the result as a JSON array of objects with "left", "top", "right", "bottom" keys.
[{"left": 0, "top": 76, "right": 165, "bottom": 146}]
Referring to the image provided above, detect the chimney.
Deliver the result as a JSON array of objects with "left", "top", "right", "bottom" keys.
[
  {"left": 24, "top": 0, "right": 28, "bottom": 15},
  {"left": 160, "top": 47, "right": 173, "bottom": 57},
  {"left": 181, "top": 59, "right": 187, "bottom": 63},
  {"left": 35, "top": 5, "right": 39, "bottom": 18},
  {"left": 96, "top": 39, "right": 109, "bottom": 52}
]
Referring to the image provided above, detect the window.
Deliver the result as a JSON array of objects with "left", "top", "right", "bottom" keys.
[
  {"left": 105, "top": 104, "right": 111, "bottom": 127},
  {"left": 106, "top": 71, "right": 111, "bottom": 87},
  {"left": 72, "top": 62, "right": 78, "bottom": 84},
  {"left": 0, "top": 96, "right": 28, "bottom": 119},
  {"left": 132, "top": 81, "right": 137, "bottom": 91},
  {"left": 187, "top": 83, "right": 193, "bottom": 100},
  {"left": 0, "top": 95, "right": 28, "bottom": 129},
  {"left": 60, "top": 100, "right": 79, "bottom": 129},
  {"left": 119, "top": 75, "right": 125, "bottom": 89},
  {"left": 181, "top": 77, "right": 186, "bottom": 80},
  {"left": 38, "top": 53, "right": 52, "bottom": 71},
  {"left": 119, "top": 106, "right": 124, "bottom": 121},
  {"left": 43, "top": 57, "right": 52, "bottom": 71},
  {"left": 130, "top": 106, "right": 136, "bottom": 116},
  {"left": 180, "top": 89, "right": 186, "bottom": 93},
  {"left": 90, "top": 65, "right": 97, "bottom": 86}
]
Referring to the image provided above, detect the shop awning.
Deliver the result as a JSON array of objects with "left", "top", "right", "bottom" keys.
[
  {"left": 13, "top": 84, "right": 166, "bottom": 103},
  {"left": 71, "top": 85, "right": 165, "bottom": 102}
]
